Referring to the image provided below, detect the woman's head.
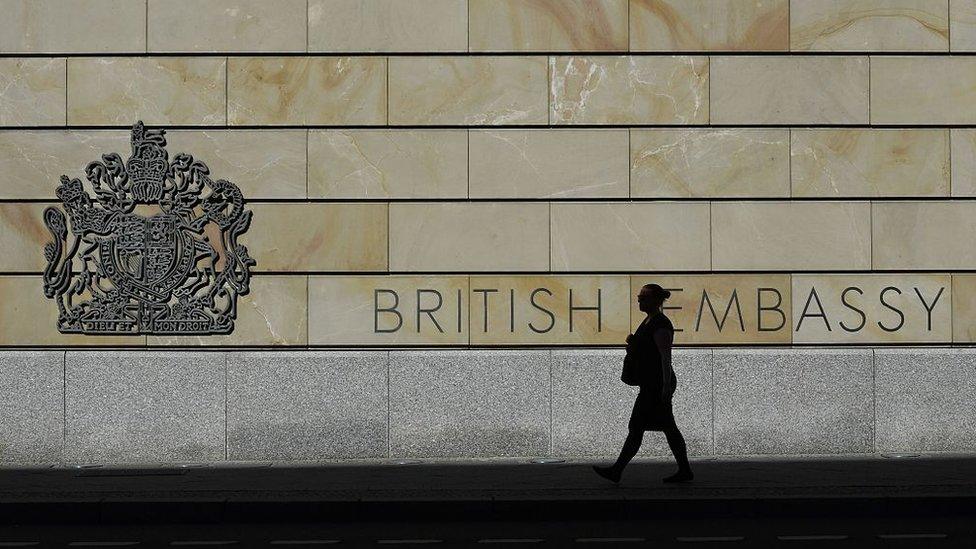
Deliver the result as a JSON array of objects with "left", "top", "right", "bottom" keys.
[{"left": 637, "top": 283, "right": 671, "bottom": 313}]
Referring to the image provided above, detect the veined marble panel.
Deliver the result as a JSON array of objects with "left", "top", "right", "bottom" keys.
[
  {"left": 469, "top": 130, "right": 628, "bottom": 198},
  {"left": 872, "top": 57, "right": 976, "bottom": 124},
  {"left": 469, "top": 0, "right": 628, "bottom": 52},
  {"left": 388, "top": 57, "right": 548, "bottom": 125},
  {"left": 389, "top": 202, "right": 549, "bottom": 271},
  {"left": 148, "top": 0, "right": 306, "bottom": 52},
  {"left": 0, "top": 0, "right": 145, "bottom": 53},
  {"left": 0, "top": 58, "right": 65, "bottom": 126},
  {"left": 631, "top": 129, "right": 790, "bottom": 198},
  {"left": 550, "top": 202, "right": 711, "bottom": 271},
  {"left": 246, "top": 203, "right": 388, "bottom": 271},
  {"left": 791, "top": 0, "right": 948, "bottom": 51},
  {"left": 0, "top": 276, "right": 144, "bottom": 346},
  {"left": 550, "top": 56, "right": 708, "bottom": 125},
  {"left": 711, "top": 56, "right": 869, "bottom": 124},
  {"left": 711, "top": 201, "right": 872, "bottom": 270},
  {"left": 873, "top": 201, "right": 976, "bottom": 269},
  {"left": 147, "top": 276, "right": 308, "bottom": 347},
  {"left": 308, "top": 0, "right": 467, "bottom": 52},
  {"left": 791, "top": 129, "right": 949, "bottom": 197},
  {"left": 308, "top": 130, "right": 467, "bottom": 199},
  {"left": 950, "top": 0, "right": 976, "bottom": 50},
  {"left": 227, "top": 57, "right": 387, "bottom": 125},
  {"left": 630, "top": 0, "right": 788, "bottom": 51},
  {"left": 67, "top": 58, "right": 226, "bottom": 126}
]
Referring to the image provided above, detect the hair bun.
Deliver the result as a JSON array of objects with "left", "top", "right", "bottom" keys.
[{"left": 663, "top": 289, "right": 671, "bottom": 299}]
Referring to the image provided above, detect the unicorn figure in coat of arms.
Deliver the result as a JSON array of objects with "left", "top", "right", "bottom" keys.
[{"left": 42, "top": 121, "right": 255, "bottom": 335}]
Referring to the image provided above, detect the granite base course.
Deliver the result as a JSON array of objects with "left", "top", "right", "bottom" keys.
[{"left": 0, "top": 348, "right": 971, "bottom": 463}]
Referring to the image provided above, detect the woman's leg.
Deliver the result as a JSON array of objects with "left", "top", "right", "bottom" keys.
[
  {"left": 593, "top": 428, "right": 644, "bottom": 482},
  {"left": 662, "top": 418, "right": 693, "bottom": 482}
]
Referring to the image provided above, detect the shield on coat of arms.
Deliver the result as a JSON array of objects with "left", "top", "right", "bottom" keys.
[{"left": 41, "top": 121, "right": 256, "bottom": 335}]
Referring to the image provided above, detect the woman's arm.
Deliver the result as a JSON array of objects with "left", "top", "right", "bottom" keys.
[{"left": 652, "top": 327, "right": 673, "bottom": 400}]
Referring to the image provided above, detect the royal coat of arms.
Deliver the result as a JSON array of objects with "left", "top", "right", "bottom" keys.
[{"left": 42, "top": 122, "right": 255, "bottom": 335}]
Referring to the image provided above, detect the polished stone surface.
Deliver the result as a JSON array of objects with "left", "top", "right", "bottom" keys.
[
  {"left": 309, "top": 0, "right": 467, "bottom": 52},
  {"left": 791, "top": 0, "right": 948, "bottom": 51},
  {"left": 713, "top": 348, "right": 874, "bottom": 455},
  {"left": 872, "top": 201, "right": 976, "bottom": 269},
  {"left": 469, "top": 0, "right": 628, "bottom": 52},
  {"left": 631, "top": 129, "right": 790, "bottom": 198},
  {"left": 630, "top": 0, "right": 788, "bottom": 52},
  {"left": 551, "top": 349, "right": 712, "bottom": 458},
  {"left": 227, "top": 352, "right": 389, "bottom": 460},
  {"left": 711, "top": 56, "right": 869, "bottom": 124},
  {"left": 875, "top": 348, "right": 976, "bottom": 452},
  {"left": 389, "top": 350, "right": 550, "bottom": 458},
  {"left": 64, "top": 352, "right": 225, "bottom": 463},
  {"left": 550, "top": 56, "right": 708, "bottom": 125},
  {"left": 0, "top": 351, "right": 62, "bottom": 463}
]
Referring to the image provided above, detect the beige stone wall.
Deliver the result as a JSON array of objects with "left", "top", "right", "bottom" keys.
[{"left": 0, "top": 0, "right": 973, "bottom": 347}]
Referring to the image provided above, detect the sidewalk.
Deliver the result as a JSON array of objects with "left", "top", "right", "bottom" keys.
[{"left": 2, "top": 454, "right": 975, "bottom": 503}]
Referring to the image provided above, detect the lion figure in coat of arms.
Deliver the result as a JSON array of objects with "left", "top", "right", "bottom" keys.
[{"left": 42, "top": 121, "right": 255, "bottom": 335}]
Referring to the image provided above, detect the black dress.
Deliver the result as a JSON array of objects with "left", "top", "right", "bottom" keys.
[{"left": 627, "top": 312, "right": 678, "bottom": 431}]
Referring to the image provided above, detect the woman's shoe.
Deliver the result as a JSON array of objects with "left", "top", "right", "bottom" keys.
[
  {"left": 592, "top": 465, "right": 621, "bottom": 483},
  {"left": 662, "top": 469, "right": 694, "bottom": 483}
]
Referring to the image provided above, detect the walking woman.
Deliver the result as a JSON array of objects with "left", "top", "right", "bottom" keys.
[{"left": 593, "top": 283, "right": 693, "bottom": 483}]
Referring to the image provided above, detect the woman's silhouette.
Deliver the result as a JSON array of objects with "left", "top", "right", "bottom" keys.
[{"left": 593, "top": 283, "right": 693, "bottom": 483}]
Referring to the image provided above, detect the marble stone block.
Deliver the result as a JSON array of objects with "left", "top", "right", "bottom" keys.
[
  {"left": 67, "top": 57, "right": 226, "bottom": 126},
  {"left": 0, "top": 58, "right": 65, "bottom": 126},
  {"left": 388, "top": 57, "right": 548, "bottom": 125},
  {"left": 308, "top": 130, "right": 467, "bottom": 199},
  {"left": 713, "top": 348, "right": 874, "bottom": 455},
  {"left": 469, "top": 130, "right": 629, "bottom": 199},
  {"left": 951, "top": 274, "right": 976, "bottom": 342},
  {"left": 469, "top": 0, "right": 628, "bottom": 52},
  {"left": 0, "top": 277, "right": 144, "bottom": 347},
  {"left": 0, "top": 351, "right": 63, "bottom": 463},
  {"left": 790, "top": 0, "right": 948, "bottom": 51},
  {"left": 950, "top": 129, "right": 976, "bottom": 196},
  {"left": 875, "top": 348, "right": 976, "bottom": 452},
  {"left": 0, "top": 130, "right": 306, "bottom": 200},
  {"left": 872, "top": 201, "right": 976, "bottom": 269},
  {"left": 0, "top": 0, "right": 146, "bottom": 53},
  {"left": 247, "top": 203, "right": 388, "bottom": 272},
  {"left": 389, "top": 350, "right": 550, "bottom": 458},
  {"left": 389, "top": 202, "right": 549, "bottom": 271},
  {"left": 631, "top": 129, "right": 790, "bottom": 198},
  {"left": 791, "top": 129, "right": 950, "bottom": 197},
  {"left": 630, "top": 0, "right": 788, "bottom": 51},
  {"left": 550, "top": 202, "right": 711, "bottom": 271},
  {"left": 0, "top": 202, "right": 54, "bottom": 272},
  {"left": 468, "top": 275, "right": 631, "bottom": 346},
  {"left": 64, "top": 352, "right": 225, "bottom": 463},
  {"left": 792, "top": 274, "right": 951, "bottom": 344},
  {"left": 148, "top": 0, "right": 306, "bottom": 53},
  {"left": 711, "top": 201, "right": 871, "bottom": 271},
  {"left": 227, "top": 57, "right": 387, "bottom": 125},
  {"left": 951, "top": 0, "right": 976, "bottom": 50},
  {"left": 227, "top": 352, "right": 389, "bottom": 460},
  {"left": 309, "top": 275, "right": 469, "bottom": 346},
  {"left": 309, "top": 0, "right": 467, "bottom": 52},
  {"left": 147, "top": 276, "right": 308, "bottom": 347},
  {"left": 551, "top": 349, "right": 712, "bottom": 458},
  {"left": 550, "top": 56, "right": 708, "bottom": 125},
  {"left": 711, "top": 56, "right": 869, "bottom": 124},
  {"left": 872, "top": 57, "right": 976, "bottom": 124}
]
